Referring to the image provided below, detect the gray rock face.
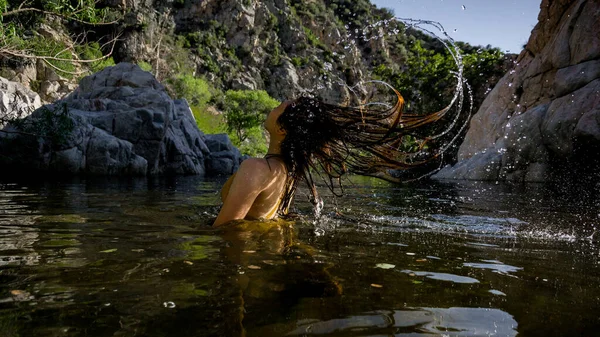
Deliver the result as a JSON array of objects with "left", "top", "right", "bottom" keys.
[
  {"left": 204, "top": 134, "right": 243, "bottom": 175},
  {"left": 0, "top": 63, "right": 243, "bottom": 175},
  {"left": 0, "top": 26, "right": 80, "bottom": 103},
  {"left": 434, "top": 0, "right": 600, "bottom": 182},
  {"left": 0, "top": 77, "right": 42, "bottom": 126}
]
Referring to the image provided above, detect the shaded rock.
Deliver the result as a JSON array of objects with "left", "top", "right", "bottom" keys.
[
  {"left": 204, "top": 134, "right": 243, "bottom": 175},
  {"left": 267, "top": 59, "right": 302, "bottom": 100}
]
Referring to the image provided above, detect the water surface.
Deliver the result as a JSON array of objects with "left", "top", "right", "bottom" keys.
[{"left": 0, "top": 176, "right": 598, "bottom": 336}]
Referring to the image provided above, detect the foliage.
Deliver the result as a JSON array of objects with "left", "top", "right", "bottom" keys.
[
  {"left": 77, "top": 42, "right": 115, "bottom": 73},
  {"left": 137, "top": 61, "right": 153, "bottom": 73},
  {"left": 238, "top": 126, "right": 268, "bottom": 157},
  {"left": 190, "top": 106, "right": 226, "bottom": 135},
  {"left": 11, "top": 103, "right": 74, "bottom": 147},
  {"left": 168, "top": 74, "right": 213, "bottom": 107},
  {"left": 0, "top": 0, "right": 120, "bottom": 78},
  {"left": 223, "top": 90, "right": 279, "bottom": 145},
  {"left": 303, "top": 27, "right": 327, "bottom": 50},
  {"left": 374, "top": 41, "right": 505, "bottom": 115}
]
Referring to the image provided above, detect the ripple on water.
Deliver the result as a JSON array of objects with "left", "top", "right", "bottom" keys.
[
  {"left": 401, "top": 270, "right": 479, "bottom": 284},
  {"left": 463, "top": 261, "right": 523, "bottom": 274},
  {"left": 366, "top": 214, "right": 526, "bottom": 237}
]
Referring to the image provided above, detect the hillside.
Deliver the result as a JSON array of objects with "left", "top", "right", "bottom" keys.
[{"left": 1, "top": 0, "right": 510, "bottom": 156}]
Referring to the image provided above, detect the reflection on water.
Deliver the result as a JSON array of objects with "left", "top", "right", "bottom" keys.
[
  {"left": 0, "top": 176, "right": 599, "bottom": 336},
  {"left": 400, "top": 270, "right": 480, "bottom": 284},
  {"left": 287, "top": 307, "right": 518, "bottom": 336}
]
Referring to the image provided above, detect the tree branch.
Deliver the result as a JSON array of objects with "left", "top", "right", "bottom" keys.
[
  {"left": 2, "top": 7, "right": 119, "bottom": 26},
  {"left": 0, "top": 33, "right": 120, "bottom": 64}
]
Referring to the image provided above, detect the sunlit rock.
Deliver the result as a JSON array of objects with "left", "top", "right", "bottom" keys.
[
  {"left": 0, "top": 77, "right": 41, "bottom": 127},
  {"left": 434, "top": 0, "right": 600, "bottom": 183}
]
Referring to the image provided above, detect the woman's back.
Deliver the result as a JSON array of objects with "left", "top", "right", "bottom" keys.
[{"left": 217, "top": 156, "right": 288, "bottom": 224}]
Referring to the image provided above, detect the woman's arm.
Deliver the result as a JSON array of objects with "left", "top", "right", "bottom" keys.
[{"left": 213, "top": 159, "right": 269, "bottom": 227}]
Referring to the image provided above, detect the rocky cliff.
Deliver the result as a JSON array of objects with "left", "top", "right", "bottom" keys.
[
  {"left": 103, "top": 0, "right": 383, "bottom": 104},
  {"left": 434, "top": 0, "right": 600, "bottom": 183}
]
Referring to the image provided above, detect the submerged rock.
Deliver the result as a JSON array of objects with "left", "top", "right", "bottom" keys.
[
  {"left": 434, "top": 0, "right": 600, "bottom": 183},
  {"left": 0, "top": 63, "right": 242, "bottom": 176}
]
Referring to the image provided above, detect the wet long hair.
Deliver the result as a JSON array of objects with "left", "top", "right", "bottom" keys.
[{"left": 275, "top": 82, "right": 470, "bottom": 215}]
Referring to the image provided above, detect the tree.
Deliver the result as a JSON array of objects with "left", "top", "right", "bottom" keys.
[{"left": 223, "top": 90, "right": 280, "bottom": 144}]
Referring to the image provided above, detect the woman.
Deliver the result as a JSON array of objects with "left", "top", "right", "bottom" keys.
[{"left": 213, "top": 84, "right": 468, "bottom": 227}]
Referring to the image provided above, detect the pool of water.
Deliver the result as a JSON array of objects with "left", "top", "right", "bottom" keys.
[{"left": 0, "top": 175, "right": 598, "bottom": 336}]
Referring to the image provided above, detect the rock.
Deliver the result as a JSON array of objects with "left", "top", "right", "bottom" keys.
[
  {"left": 434, "top": 0, "right": 600, "bottom": 183},
  {"left": 0, "top": 63, "right": 243, "bottom": 176},
  {"left": 267, "top": 59, "right": 302, "bottom": 100},
  {"left": 0, "top": 77, "right": 42, "bottom": 126},
  {"left": 434, "top": 151, "right": 502, "bottom": 181},
  {"left": 204, "top": 133, "right": 243, "bottom": 175}
]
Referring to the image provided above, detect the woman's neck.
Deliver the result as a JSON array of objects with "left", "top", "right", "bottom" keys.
[{"left": 266, "top": 134, "right": 284, "bottom": 156}]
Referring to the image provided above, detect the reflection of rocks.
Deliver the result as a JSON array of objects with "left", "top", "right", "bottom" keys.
[
  {"left": 0, "top": 63, "right": 243, "bottom": 176},
  {"left": 0, "top": 212, "right": 40, "bottom": 267},
  {"left": 434, "top": 0, "right": 600, "bottom": 182}
]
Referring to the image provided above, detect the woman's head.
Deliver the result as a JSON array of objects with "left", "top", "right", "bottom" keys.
[{"left": 277, "top": 97, "right": 344, "bottom": 172}]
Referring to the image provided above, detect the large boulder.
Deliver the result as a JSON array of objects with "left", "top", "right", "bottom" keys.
[
  {"left": 434, "top": 0, "right": 600, "bottom": 183},
  {"left": 0, "top": 63, "right": 243, "bottom": 175}
]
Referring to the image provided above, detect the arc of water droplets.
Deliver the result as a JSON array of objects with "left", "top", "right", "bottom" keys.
[{"left": 308, "top": 17, "right": 473, "bottom": 160}]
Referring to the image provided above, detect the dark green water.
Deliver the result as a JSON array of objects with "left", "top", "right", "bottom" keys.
[{"left": 0, "top": 176, "right": 599, "bottom": 337}]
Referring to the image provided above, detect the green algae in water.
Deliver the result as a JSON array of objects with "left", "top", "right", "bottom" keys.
[
  {"left": 39, "top": 239, "right": 81, "bottom": 247},
  {"left": 179, "top": 236, "right": 219, "bottom": 261},
  {"left": 34, "top": 214, "right": 87, "bottom": 224}
]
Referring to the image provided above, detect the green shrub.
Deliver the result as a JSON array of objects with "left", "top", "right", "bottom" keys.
[
  {"left": 168, "top": 74, "right": 213, "bottom": 107},
  {"left": 238, "top": 127, "right": 268, "bottom": 157},
  {"left": 77, "top": 42, "right": 115, "bottom": 73},
  {"left": 18, "top": 36, "right": 76, "bottom": 78},
  {"left": 190, "top": 106, "right": 226, "bottom": 134},
  {"left": 223, "top": 89, "right": 279, "bottom": 146},
  {"left": 291, "top": 56, "right": 308, "bottom": 67},
  {"left": 137, "top": 61, "right": 153, "bottom": 72}
]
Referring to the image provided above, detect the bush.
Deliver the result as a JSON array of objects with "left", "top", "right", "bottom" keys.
[
  {"left": 137, "top": 61, "right": 153, "bottom": 72},
  {"left": 238, "top": 126, "right": 268, "bottom": 157},
  {"left": 78, "top": 42, "right": 115, "bottom": 73},
  {"left": 223, "top": 89, "right": 280, "bottom": 147},
  {"left": 190, "top": 106, "right": 226, "bottom": 134},
  {"left": 168, "top": 74, "right": 213, "bottom": 107}
]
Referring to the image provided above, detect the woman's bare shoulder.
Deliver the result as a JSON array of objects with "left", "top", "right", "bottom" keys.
[
  {"left": 239, "top": 157, "right": 270, "bottom": 170},
  {"left": 235, "top": 158, "right": 273, "bottom": 181}
]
